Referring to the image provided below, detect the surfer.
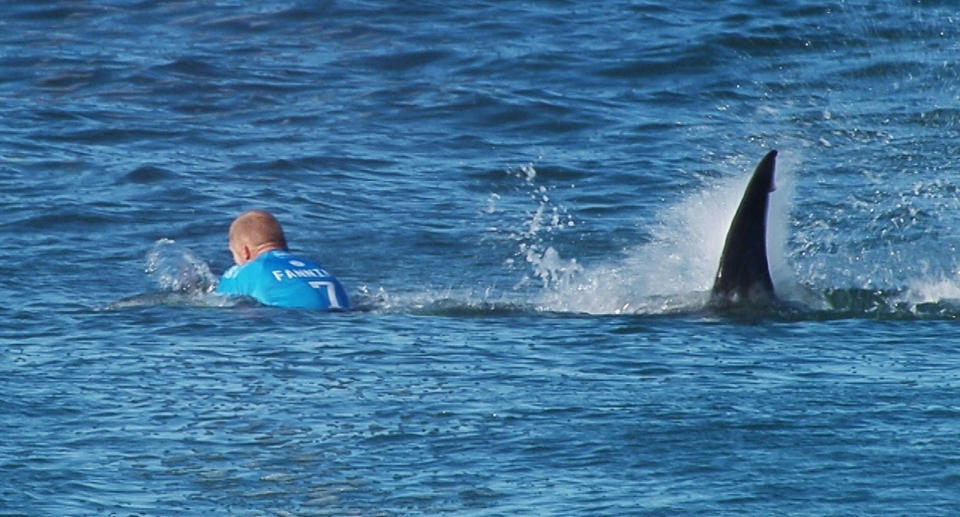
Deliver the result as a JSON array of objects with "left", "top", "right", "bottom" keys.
[{"left": 216, "top": 210, "right": 350, "bottom": 310}]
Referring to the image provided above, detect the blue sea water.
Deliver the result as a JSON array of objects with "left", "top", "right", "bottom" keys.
[{"left": 3, "top": 1, "right": 960, "bottom": 515}]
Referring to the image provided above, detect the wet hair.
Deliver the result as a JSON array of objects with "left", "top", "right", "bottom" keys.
[{"left": 229, "top": 210, "right": 288, "bottom": 249}]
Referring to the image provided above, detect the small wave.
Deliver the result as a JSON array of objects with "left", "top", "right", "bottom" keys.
[{"left": 117, "top": 165, "right": 176, "bottom": 185}]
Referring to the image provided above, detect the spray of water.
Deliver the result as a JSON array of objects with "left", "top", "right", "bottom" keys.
[
  {"left": 336, "top": 153, "right": 960, "bottom": 318},
  {"left": 145, "top": 238, "right": 219, "bottom": 294},
  {"left": 100, "top": 239, "right": 229, "bottom": 310},
  {"left": 501, "top": 155, "right": 807, "bottom": 315},
  {"left": 487, "top": 164, "right": 581, "bottom": 291}
]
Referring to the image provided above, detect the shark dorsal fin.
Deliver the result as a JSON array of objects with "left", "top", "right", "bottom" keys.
[{"left": 710, "top": 150, "right": 778, "bottom": 306}]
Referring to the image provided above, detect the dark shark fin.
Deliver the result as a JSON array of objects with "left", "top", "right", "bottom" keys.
[{"left": 710, "top": 150, "right": 778, "bottom": 306}]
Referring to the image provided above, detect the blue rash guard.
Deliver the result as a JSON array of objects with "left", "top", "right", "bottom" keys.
[{"left": 216, "top": 250, "right": 349, "bottom": 310}]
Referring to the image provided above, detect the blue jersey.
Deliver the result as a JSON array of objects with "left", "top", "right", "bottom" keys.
[{"left": 216, "top": 250, "right": 349, "bottom": 310}]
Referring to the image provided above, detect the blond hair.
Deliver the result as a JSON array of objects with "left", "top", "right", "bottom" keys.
[{"left": 229, "top": 210, "right": 288, "bottom": 250}]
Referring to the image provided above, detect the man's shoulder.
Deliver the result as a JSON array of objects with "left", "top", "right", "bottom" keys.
[{"left": 222, "top": 264, "right": 242, "bottom": 279}]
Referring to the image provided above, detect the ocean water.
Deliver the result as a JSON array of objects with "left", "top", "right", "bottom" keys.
[{"left": 3, "top": 1, "right": 960, "bottom": 515}]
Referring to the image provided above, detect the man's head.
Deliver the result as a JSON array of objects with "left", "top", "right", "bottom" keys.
[{"left": 228, "top": 210, "right": 288, "bottom": 265}]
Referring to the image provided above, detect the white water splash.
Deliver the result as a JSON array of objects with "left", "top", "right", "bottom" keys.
[
  {"left": 487, "top": 163, "right": 580, "bottom": 290},
  {"left": 525, "top": 153, "right": 806, "bottom": 315},
  {"left": 100, "top": 239, "right": 229, "bottom": 310},
  {"left": 378, "top": 155, "right": 811, "bottom": 316},
  {"left": 145, "top": 238, "right": 219, "bottom": 294},
  {"left": 903, "top": 276, "right": 960, "bottom": 303}
]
